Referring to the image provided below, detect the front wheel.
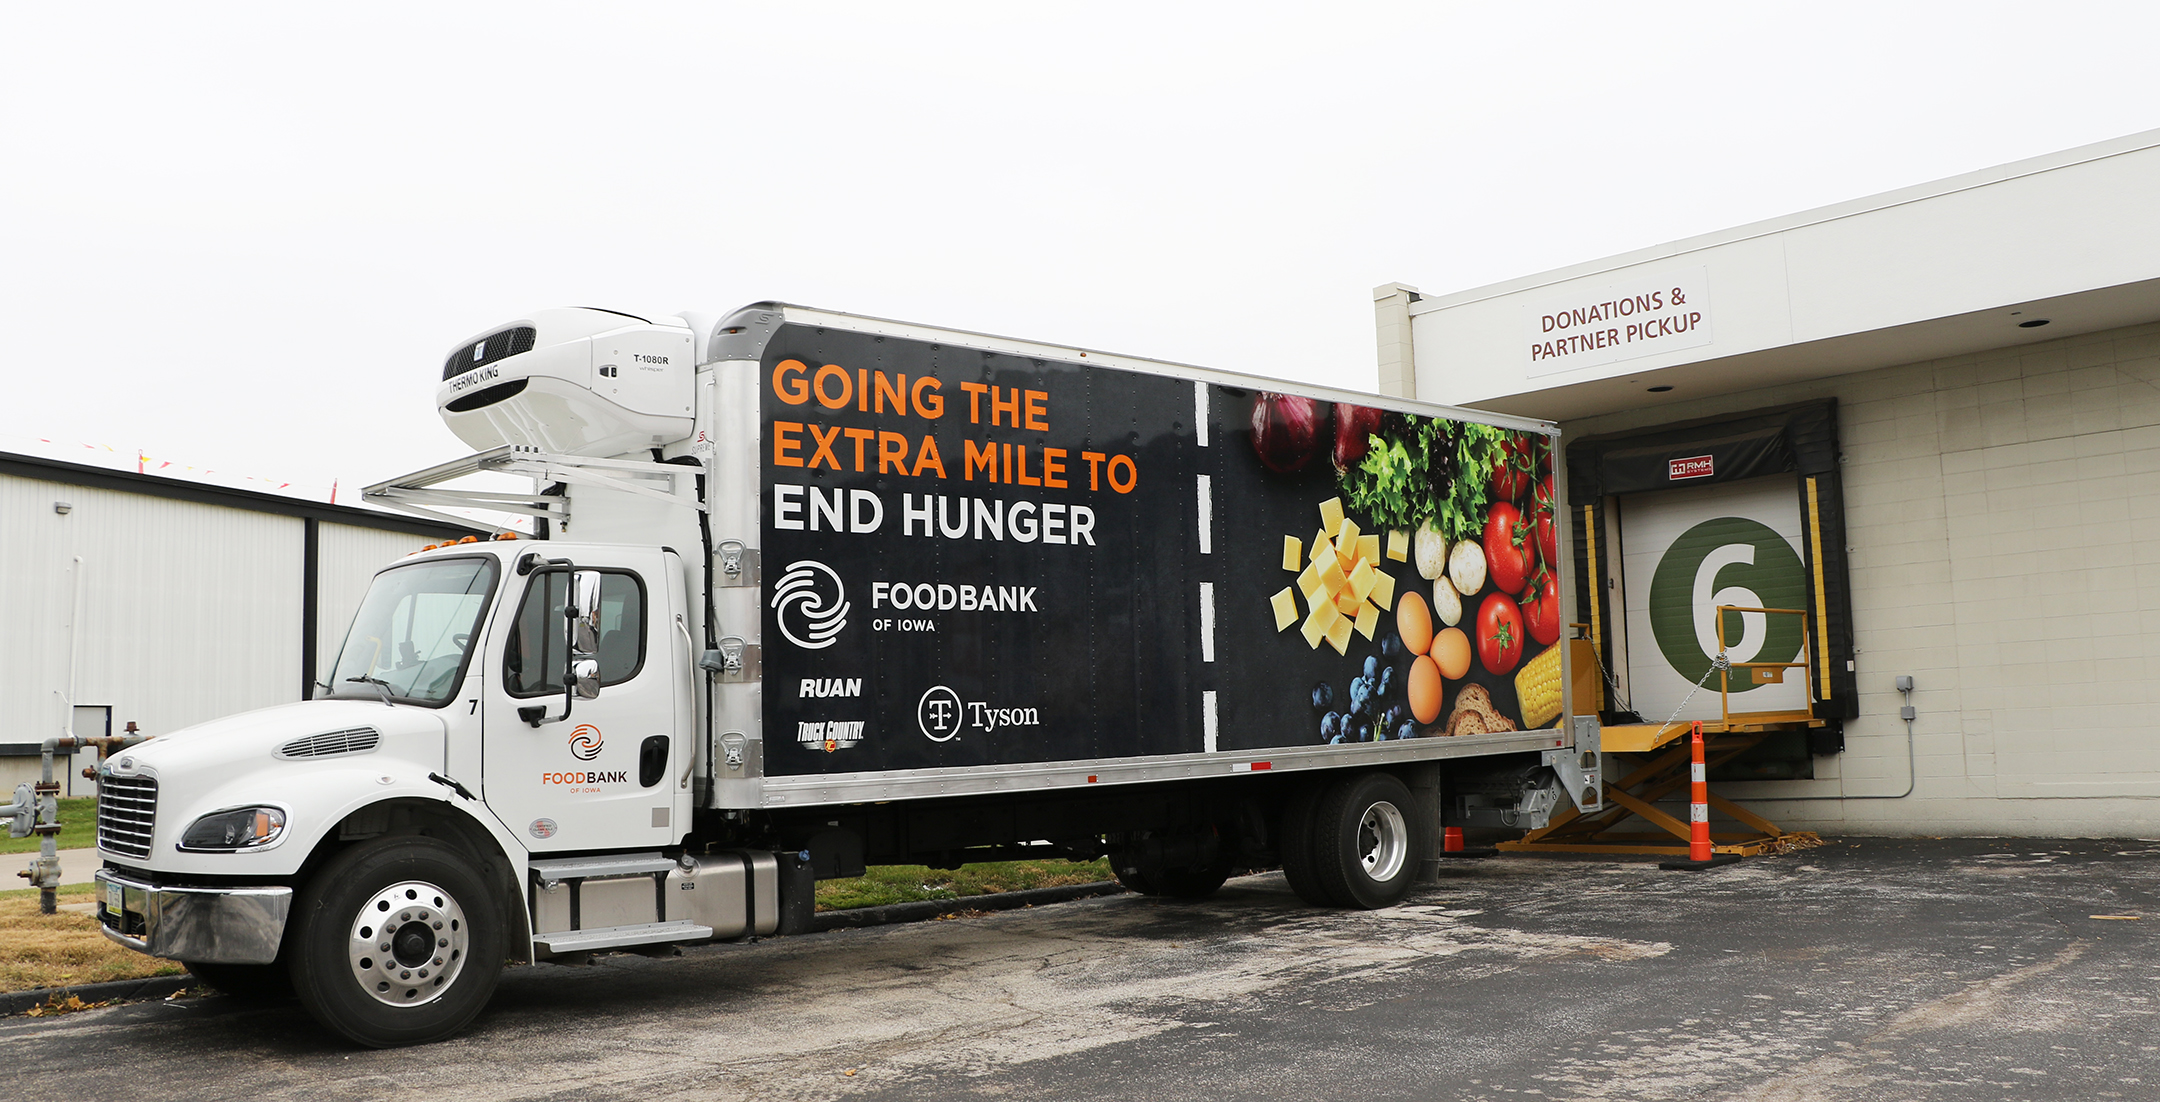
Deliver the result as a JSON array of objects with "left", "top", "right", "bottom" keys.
[
  {"left": 1309, "top": 772, "right": 1425, "bottom": 909},
  {"left": 287, "top": 836, "right": 504, "bottom": 1047}
]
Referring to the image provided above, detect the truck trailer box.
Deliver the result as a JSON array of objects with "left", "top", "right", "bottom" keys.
[{"left": 91, "top": 303, "right": 1597, "bottom": 1046}]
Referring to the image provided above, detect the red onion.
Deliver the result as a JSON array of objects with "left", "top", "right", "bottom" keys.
[
  {"left": 1332, "top": 404, "right": 1384, "bottom": 473},
  {"left": 1250, "top": 392, "right": 1323, "bottom": 474}
]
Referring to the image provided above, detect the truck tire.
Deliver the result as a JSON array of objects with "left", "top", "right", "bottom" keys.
[
  {"left": 1309, "top": 772, "right": 1424, "bottom": 910},
  {"left": 1275, "top": 781, "right": 1335, "bottom": 907},
  {"left": 287, "top": 836, "right": 504, "bottom": 1048},
  {"left": 184, "top": 960, "right": 291, "bottom": 1001}
]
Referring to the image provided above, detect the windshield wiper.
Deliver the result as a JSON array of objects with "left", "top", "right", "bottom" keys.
[{"left": 346, "top": 676, "right": 396, "bottom": 708}]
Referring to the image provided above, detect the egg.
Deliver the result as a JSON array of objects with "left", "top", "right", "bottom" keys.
[
  {"left": 1396, "top": 590, "right": 1434, "bottom": 656},
  {"left": 1408, "top": 655, "right": 1444, "bottom": 725},
  {"left": 1431, "top": 627, "right": 1472, "bottom": 680}
]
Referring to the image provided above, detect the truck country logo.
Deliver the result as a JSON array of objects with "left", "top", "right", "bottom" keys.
[
  {"left": 1646, "top": 516, "right": 1805, "bottom": 691},
  {"left": 917, "top": 685, "right": 1040, "bottom": 742},
  {"left": 773, "top": 560, "right": 850, "bottom": 649},
  {"left": 796, "top": 720, "right": 866, "bottom": 752},
  {"left": 569, "top": 724, "right": 604, "bottom": 761}
]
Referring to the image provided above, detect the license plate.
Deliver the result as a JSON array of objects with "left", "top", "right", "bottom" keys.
[{"left": 106, "top": 881, "right": 124, "bottom": 917}]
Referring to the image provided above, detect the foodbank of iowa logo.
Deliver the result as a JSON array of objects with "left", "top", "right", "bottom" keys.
[
  {"left": 773, "top": 560, "right": 849, "bottom": 649},
  {"left": 1647, "top": 516, "right": 1804, "bottom": 691}
]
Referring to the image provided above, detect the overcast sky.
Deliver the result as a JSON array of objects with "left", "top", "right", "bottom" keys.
[{"left": 5, "top": 3, "right": 2157, "bottom": 502}]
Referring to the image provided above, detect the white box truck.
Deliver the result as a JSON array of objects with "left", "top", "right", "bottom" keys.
[{"left": 93, "top": 303, "right": 1600, "bottom": 1046}]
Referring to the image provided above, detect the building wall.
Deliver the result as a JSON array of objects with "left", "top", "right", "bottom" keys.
[
  {"left": 0, "top": 465, "right": 471, "bottom": 791},
  {"left": 1562, "top": 319, "right": 2160, "bottom": 835},
  {"left": 313, "top": 523, "right": 438, "bottom": 689}
]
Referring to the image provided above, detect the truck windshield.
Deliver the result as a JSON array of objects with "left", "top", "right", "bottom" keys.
[{"left": 325, "top": 556, "right": 500, "bottom": 705}]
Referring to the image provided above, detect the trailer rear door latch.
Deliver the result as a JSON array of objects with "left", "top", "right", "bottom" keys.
[
  {"left": 715, "top": 540, "right": 760, "bottom": 587},
  {"left": 702, "top": 637, "right": 761, "bottom": 683}
]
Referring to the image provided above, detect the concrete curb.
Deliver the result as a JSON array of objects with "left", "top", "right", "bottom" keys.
[
  {"left": 812, "top": 880, "right": 1128, "bottom": 932},
  {"left": 1, "top": 974, "right": 195, "bottom": 1017}
]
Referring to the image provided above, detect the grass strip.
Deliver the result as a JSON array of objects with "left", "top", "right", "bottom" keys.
[
  {"left": 0, "top": 888, "right": 184, "bottom": 993},
  {"left": 0, "top": 798, "right": 98, "bottom": 855},
  {"left": 0, "top": 858, "right": 1116, "bottom": 993},
  {"left": 815, "top": 859, "right": 1112, "bottom": 911}
]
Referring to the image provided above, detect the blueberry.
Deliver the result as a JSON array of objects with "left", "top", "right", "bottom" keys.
[
  {"left": 1381, "top": 634, "right": 1403, "bottom": 658},
  {"left": 1378, "top": 666, "right": 1394, "bottom": 698},
  {"left": 1330, "top": 732, "right": 1350, "bottom": 745},
  {"left": 1355, "top": 720, "right": 1373, "bottom": 743},
  {"left": 1310, "top": 681, "right": 1336, "bottom": 712},
  {"left": 1381, "top": 704, "right": 1403, "bottom": 731},
  {"left": 1363, "top": 655, "right": 1379, "bottom": 680},
  {"left": 1395, "top": 721, "right": 1416, "bottom": 741},
  {"left": 1319, "top": 712, "right": 1339, "bottom": 742},
  {"left": 1348, "top": 677, "right": 1371, "bottom": 718}
]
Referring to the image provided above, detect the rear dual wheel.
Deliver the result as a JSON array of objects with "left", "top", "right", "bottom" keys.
[{"left": 1279, "top": 771, "right": 1425, "bottom": 910}]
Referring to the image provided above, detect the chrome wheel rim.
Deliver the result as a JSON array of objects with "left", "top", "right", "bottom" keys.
[
  {"left": 1358, "top": 800, "right": 1409, "bottom": 883},
  {"left": 346, "top": 880, "right": 468, "bottom": 1008}
]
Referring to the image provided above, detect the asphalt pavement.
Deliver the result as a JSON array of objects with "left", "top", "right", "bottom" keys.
[{"left": 5, "top": 838, "right": 2157, "bottom": 1101}]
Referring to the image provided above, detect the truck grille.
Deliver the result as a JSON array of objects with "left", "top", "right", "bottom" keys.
[
  {"left": 98, "top": 774, "right": 158, "bottom": 859},
  {"left": 278, "top": 726, "right": 380, "bottom": 758}
]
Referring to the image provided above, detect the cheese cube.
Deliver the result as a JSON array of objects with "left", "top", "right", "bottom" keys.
[
  {"left": 1318, "top": 560, "right": 1347, "bottom": 597},
  {"left": 1313, "top": 528, "right": 1332, "bottom": 561},
  {"left": 1386, "top": 529, "right": 1410, "bottom": 562},
  {"left": 1319, "top": 497, "right": 1345, "bottom": 538},
  {"left": 1270, "top": 587, "right": 1299, "bottom": 631},
  {"left": 1337, "top": 517, "right": 1361, "bottom": 550},
  {"left": 1297, "top": 561, "right": 1325, "bottom": 602},
  {"left": 1353, "top": 601, "right": 1379, "bottom": 640},
  {"left": 1337, "top": 545, "right": 1359, "bottom": 574},
  {"left": 1282, "top": 535, "right": 1303, "bottom": 572},
  {"left": 1369, "top": 570, "right": 1396, "bottom": 611},
  {"left": 1311, "top": 535, "right": 1335, "bottom": 567},
  {"left": 1300, "top": 605, "right": 1330, "bottom": 649},
  {"left": 1334, "top": 587, "right": 1362, "bottom": 616},
  {"left": 1347, "top": 559, "right": 1378, "bottom": 604},
  {"left": 1325, "top": 614, "right": 1354, "bottom": 655},
  {"left": 1357, "top": 533, "right": 1380, "bottom": 565}
]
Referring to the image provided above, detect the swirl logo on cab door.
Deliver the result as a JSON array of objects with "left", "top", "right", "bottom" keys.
[
  {"left": 773, "top": 560, "right": 850, "bottom": 649},
  {"left": 568, "top": 724, "right": 604, "bottom": 761}
]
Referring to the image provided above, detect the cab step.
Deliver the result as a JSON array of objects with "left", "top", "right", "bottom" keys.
[{"left": 532, "top": 920, "right": 713, "bottom": 956}]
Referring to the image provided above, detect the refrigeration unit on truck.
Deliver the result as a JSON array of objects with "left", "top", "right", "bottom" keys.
[{"left": 94, "top": 303, "right": 1602, "bottom": 1046}]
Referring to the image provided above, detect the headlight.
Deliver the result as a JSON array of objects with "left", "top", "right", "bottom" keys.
[{"left": 178, "top": 806, "right": 287, "bottom": 851}]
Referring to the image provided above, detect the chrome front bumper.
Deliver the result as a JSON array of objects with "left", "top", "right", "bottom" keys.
[{"left": 94, "top": 868, "right": 292, "bottom": 965}]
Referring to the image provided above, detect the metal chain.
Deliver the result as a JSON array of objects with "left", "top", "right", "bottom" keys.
[
  {"left": 1652, "top": 651, "right": 1731, "bottom": 741},
  {"left": 1586, "top": 636, "right": 1631, "bottom": 713}
]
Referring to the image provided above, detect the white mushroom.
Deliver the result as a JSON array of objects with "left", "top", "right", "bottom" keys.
[
  {"left": 1431, "top": 576, "right": 1462, "bottom": 627},
  {"left": 1448, "top": 538, "right": 1487, "bottom": 597},
  {"left": 1413, "top": 520, "right": 1448, "bottom": 581}
]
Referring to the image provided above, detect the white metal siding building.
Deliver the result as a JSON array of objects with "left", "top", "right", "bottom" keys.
[
  {"left": 1379, "top": 130, "right": 2160, "bottom": 837},
  {"left": 1, "top": 452, "right": 478, "bottom": 791}
]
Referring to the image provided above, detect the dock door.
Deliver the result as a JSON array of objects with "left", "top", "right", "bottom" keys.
[{"left": 1567, "top": 400, "right": 1857, "bottom": 780}]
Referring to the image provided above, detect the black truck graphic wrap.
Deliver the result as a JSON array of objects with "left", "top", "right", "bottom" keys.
[{"left": 760, "top": 324, "right": 1564, "bottom": 777}]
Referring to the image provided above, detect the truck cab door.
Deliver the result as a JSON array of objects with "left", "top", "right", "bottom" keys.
[{"left": 481, "top": 549, "right": 685, "bottom": 852}]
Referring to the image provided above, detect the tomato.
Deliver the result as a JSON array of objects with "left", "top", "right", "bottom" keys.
[
  {"left": 1477, "top": 593, "right": 1524, "bottom": 676},
  {"left": 1531, "top": 478, "right": 1557, "bottom": 571},
  {"left": 1490, "top": 435, "right": 1536, "bottom": 502},
  {"left": 1521, "top": 569, "right": 1560, "bottom": 647},
  {"left": 1483, "top": 502, "right": 1533, "bottom": 596}
]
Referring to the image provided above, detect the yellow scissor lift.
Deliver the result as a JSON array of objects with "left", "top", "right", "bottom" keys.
[{"left": 1502, "top": 606, "right": 1824, "bottom": 859}]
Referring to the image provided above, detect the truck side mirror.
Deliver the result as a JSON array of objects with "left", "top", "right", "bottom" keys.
[
  {"left": 569, "top": 570, "right": 604, "bottom": 657},
  {"left": 571, "top": 658, "right": 601, "bottom": 700},
  {"left": 563, "top": 569, "right": 603, "bottom": 703}
]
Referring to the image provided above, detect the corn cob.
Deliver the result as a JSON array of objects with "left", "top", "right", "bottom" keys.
[{"left": 1514, "top": 643, "right": 1564, "bottom": 729}]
